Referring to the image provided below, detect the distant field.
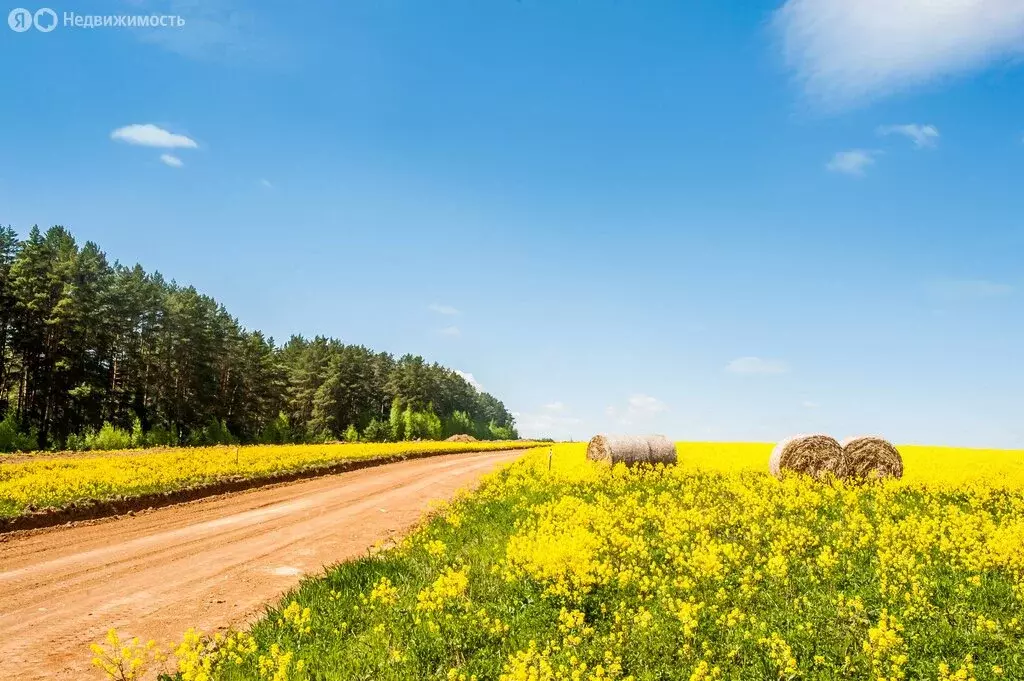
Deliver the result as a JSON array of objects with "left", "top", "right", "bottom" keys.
[
  {"left": 111, "top": 442, "right": 1024, "bottom": 680},
  {"left": 0, "top": 441, "right": 541, "bottom": 521}
]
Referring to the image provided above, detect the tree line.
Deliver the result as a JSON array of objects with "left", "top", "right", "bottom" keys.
[{"left": 0, "top": 225, "right": 518, "bottom": 452}]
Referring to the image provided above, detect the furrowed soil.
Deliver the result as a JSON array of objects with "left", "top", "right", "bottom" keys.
[{"left": 0, "top": 449, "right": 524, "bottom": 681}]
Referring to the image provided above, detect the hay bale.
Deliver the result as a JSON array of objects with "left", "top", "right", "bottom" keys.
[
  {"left": 841, "top": 436, "right": 903, "bottom": 481},
  {"left": 444, "top": 434, "right": 477, "bottom": 443},
  {"left": 586, "top": 434, "right": 677, "bottom": 466},
  {"left": 769, "top": 434, "right": 847, "bottom": 480}
]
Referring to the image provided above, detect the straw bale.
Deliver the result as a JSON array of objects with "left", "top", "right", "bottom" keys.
[
  {"left": 841, "top": 436, "right": 903, "bottom": 481},
  {"left": 769, "top": 434, "right": 846, "bottom": 480},
  {"left": 586, "top": 434, "right": 677, "bottom": 466}
]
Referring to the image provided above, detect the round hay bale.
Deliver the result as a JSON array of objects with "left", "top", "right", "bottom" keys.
[
  {"left": 841, "top": 436, "right": 903, "bottom": 481},
  {"left": 768, "top": 434, "right": 846, "bottom": 480},
  {"left": 586, "top": 434, "right": 677, "bottom": 466}
]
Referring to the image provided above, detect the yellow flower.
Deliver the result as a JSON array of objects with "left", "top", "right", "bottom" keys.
[{"left": 368, "top": 576, "right": 400, "bottom": 606}]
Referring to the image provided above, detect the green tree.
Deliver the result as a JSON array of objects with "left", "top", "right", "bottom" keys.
[
  {"left": 0, "top": 225, "right": 520, "bottom": 450},
  {"left": 0, "top": 226, "right": 21, "bottom": 416},
  {"left": 362, "top": 417, "right": 389, "bottom": 442},
  {"left": 343, "top": 423, "right": 359, "bottom": 442}
]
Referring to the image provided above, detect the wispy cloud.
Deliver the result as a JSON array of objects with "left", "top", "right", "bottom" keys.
[
  {"left": 259, "top": 178, "right": 274, "bottom": 189},
  {"left": 428, "top": 303, "right": 460, "bottom": 316},
  {"left": 605, "top": 394, "right": 669, "bottom": 425},
  {"left": 877, "top": 124, "right": 940, "bottom": 148},
  {"left": 516, "top": 401, "right": 584, "bottom": 438},
  {"left": 111, "top": 124, "right": 198, "bottom": 149},
  {"left": 454, "top": 370, "right": 482, "bottom": 391},
  {"left": 159, "top": 153, "right": 184, "bottom": 168},
  {"left": 438, "top": 326, "right": 461, "bottom": 337},
  {"left": 627, "top": 394, "right": 668, "bottom": 415},
  {"left": 775, "top": 0, "right": 1024, "bottom": 108},
  {"left": 826, "top": 150, "right": 876, "bottom": 176},
  {"left": 516, "top": 410, "right": 583, "bottom": 438},
  {"left": 134, "top": 0, "right": 272, "bottom": 63},
  {"left": 926, "top": 279, "right": 1014, "bottom": 301},
  {"left": 802, "top": 400, "right": 820, "bottom": 409},
  {"left": 726, "top": 357, "right": 789, "bottom": 375}
]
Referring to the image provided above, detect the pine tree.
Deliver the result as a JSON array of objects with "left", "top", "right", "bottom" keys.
[{"left": 0, "top": 225, "right": 519, "bottom": 450}]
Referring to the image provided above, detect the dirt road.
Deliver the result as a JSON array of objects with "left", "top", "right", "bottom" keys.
[{"left": 0, "top": 449, "right": 523, "bottom": 680}]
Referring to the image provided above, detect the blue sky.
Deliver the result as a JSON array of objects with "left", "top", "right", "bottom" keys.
[{"left": 2, "top": 0, "right": 1023, "bottom": 447}]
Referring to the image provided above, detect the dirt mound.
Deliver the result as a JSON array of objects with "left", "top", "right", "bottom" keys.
[{"left": 444, "top": 434, "right": 478, "bottom": 442}]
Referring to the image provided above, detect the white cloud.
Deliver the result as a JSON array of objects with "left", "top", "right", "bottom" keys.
[
  {"left": 516, "top": 411, "right": 583, "bottom": 438},
  {"left": 454, "top": 370, "right": 482, "bottom": 391},
  {"left": 775, "top": 0, "right": 1024, "bottom": 107},
  {"left": 604, "top": 394, "right": 668, "bottom": 427},
  {"left": 133, "top": 3, "right": 276, "bottom": 64},
  {"left": 516, "top": 402, "right": 583, "bottom": 439},
  {"left": 260, "top": 178, "right": 274, "bottom": 189},
  {"left": 438, "top": 325, "right": 461, "bottom": 337},
  {"left": 428, "top": 303, "right": 460, "bottom": 316},
  {"left": 111, "top": 124, "right": 198, "bottom": 149},
  {"left": 877, "top": 124, "right": 940, "bottom": 148},
  {"left": 627, "top": 394, "right": 668, "bottom": 415},
  {"left": 927, "top": 279, "right": 1014, "bottom": 300},
  {"left": 159, "top": 153, "right": 184, "bottom": 168},
  {"left": 726, "top": 357, "right": 790, "bottom": 375},
  {"left": 802, "top": 400, "right": 820, "bottom": 409},
  {"left": 826, "top": 150, "right": 876, "bottom": 176}
]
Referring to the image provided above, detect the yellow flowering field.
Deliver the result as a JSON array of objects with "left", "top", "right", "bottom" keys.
[
  {"left": 0, "top": 441, "right": 539, "bottom": 520},
  {"left": 94, "top": 442, "right": 1024, "bottom": 681},
  {"left": 674, "top": 442, "right": 1024, "bottom": 488}
]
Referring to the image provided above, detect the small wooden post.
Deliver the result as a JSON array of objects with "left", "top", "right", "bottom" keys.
[{"left": 548, "top": 447, "right": 552, "bottom": 472}]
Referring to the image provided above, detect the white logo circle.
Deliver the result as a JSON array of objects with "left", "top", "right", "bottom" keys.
[
  {"left": 33, "top": 7, "right": 57, "bottom": 32},
  {"left": 7, "top": 7, "right": 32, "bottom": 32}
]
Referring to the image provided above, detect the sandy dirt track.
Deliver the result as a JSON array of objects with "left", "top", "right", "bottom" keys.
[{"left": 0, "top": 449, "right": 524, "bottom": 680}]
